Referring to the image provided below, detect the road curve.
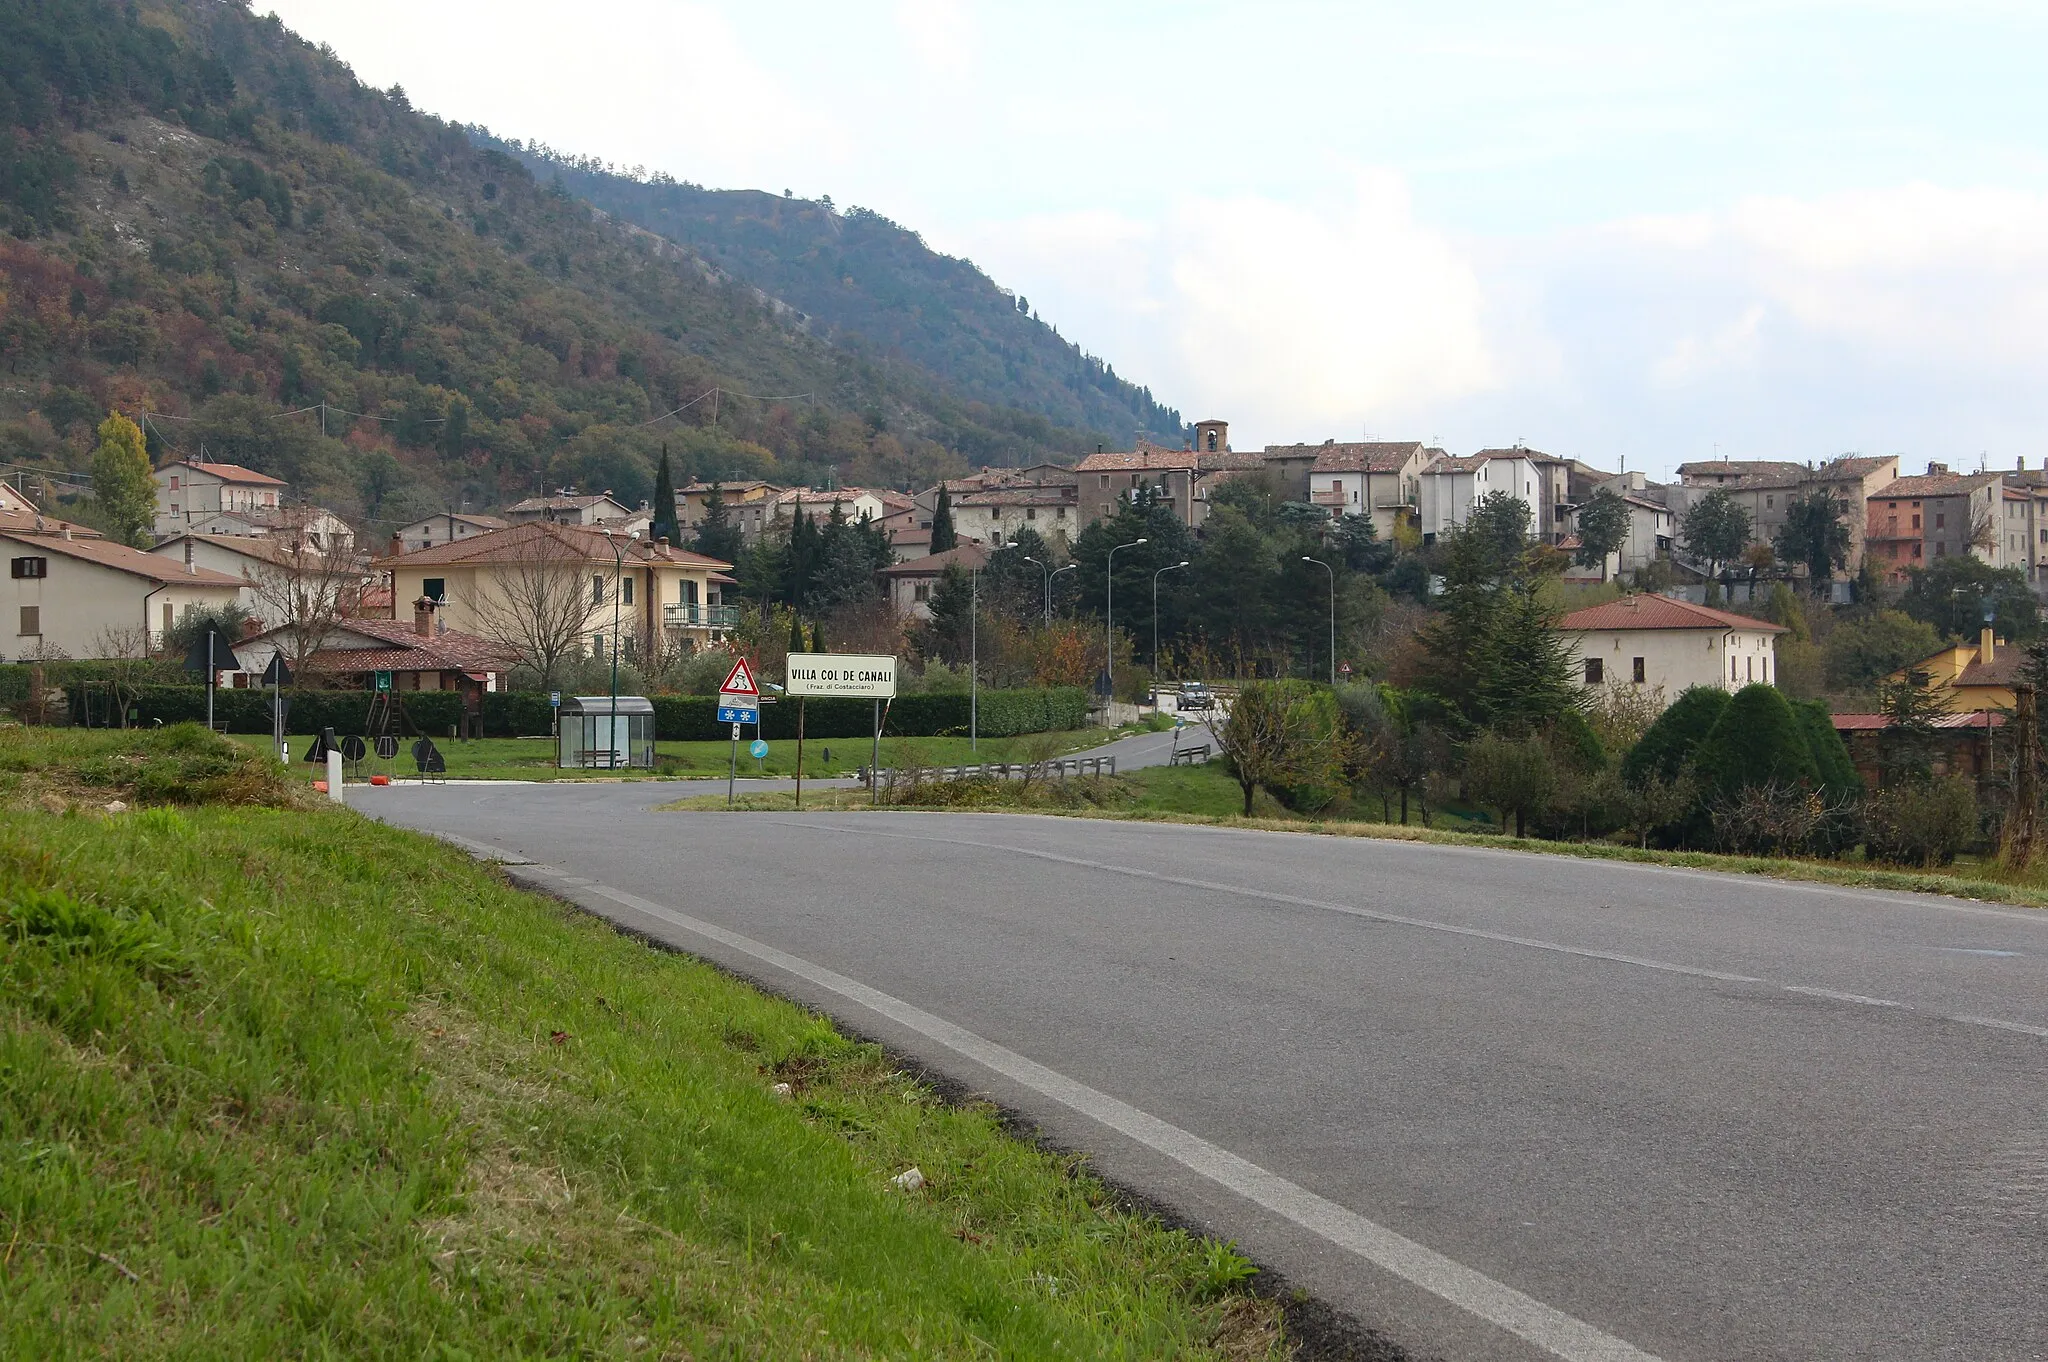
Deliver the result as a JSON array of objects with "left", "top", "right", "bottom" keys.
[{"left": 362, "top": 784, "right": 2048, "bottom": 1362}]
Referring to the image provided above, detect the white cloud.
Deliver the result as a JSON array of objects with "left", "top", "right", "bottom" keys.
[
  {"left": 969, "top": 171, "right": 1495, "bottom": 443},
  {"left": 895, "top": 0, "right": 976, "bottom": 77}
]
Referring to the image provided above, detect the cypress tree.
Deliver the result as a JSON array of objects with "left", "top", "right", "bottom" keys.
[
  {"left": 929, "top": 485, "right": 956, "bottom": 553},
  {"left": 811, "top": 621, "right": 827, "bottom": 653},
  {"left": 694, "top": 482, "right": 741, "bottom": 566},
  {"left": 788, "top": 608, "right": 806, "bottom": 657},
  {"left": 1622, "top": 685, "right": 1733, "bottom": 785},
  {"left": 1695, "top": 684, "right": 1819, "bottom": 793},
  {"left": 650, "top": 445, "right": 681, "bottom": 545}
]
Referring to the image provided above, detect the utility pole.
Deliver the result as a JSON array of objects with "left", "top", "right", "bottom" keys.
[{"left": 2006, "top": 683, "right": 2040, "bottom": 870}]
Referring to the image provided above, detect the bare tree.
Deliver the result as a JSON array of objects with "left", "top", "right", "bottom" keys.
[
  {"left": 91, "top": 627, "right": 152, "bottom": 729},
  {"left": 468, "top": 529, "right": 597, "bottom": 690},
  {"left": 249, "top": 539, "right": 362, "bottom": 679}
]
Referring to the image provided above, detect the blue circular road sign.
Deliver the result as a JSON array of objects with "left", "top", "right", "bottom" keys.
[{"left": 749, "top": 739, "right": 769, "bottom": 759}]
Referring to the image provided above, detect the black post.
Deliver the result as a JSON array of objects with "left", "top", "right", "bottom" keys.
[{"left": 795, "top": 697, "right": 807, "bottom": 810}]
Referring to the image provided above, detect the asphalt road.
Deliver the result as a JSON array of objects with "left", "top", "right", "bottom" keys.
[{"left": 361, "top": 785, "right": 2048, "bottom": 1362}]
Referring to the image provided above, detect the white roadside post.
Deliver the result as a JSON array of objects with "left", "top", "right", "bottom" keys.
[{"left": 326, "top": 747, "right": 344, "bottom": 804}]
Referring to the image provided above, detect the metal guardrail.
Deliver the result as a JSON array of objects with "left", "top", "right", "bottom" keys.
[
  {"left": 1169, "top": 744, "right": 1211, "bottom": 765},
  {"left": 862, "top": 754, "right": 1117, "bottom": 786}
]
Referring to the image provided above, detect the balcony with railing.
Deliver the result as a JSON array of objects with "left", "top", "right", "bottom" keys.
[{"left": 663, "top": 602, "right": 742, "bottom": 629}]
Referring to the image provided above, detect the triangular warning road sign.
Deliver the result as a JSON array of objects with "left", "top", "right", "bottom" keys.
[{"left": 719, "top": 656, "right": 759, "bottom": 697}]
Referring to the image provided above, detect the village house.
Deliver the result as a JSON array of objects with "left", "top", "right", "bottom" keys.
[
  {"left": 502, "top": 492, "right": 651, "bottom": 538},
  {"left": 374, "top": 521, "right": 737, "bottom": 663},
  {"left": 183, "top": 503, "right": 356, "bottom": 554},
  {"left": 878, "top": 544, "right": 987, "bottom": 620},
  {"left": 1670, "top": 454, "right": 1899, "bottom": 581},
  {"left": 233, "top": 599, "right": 518, "bottom": 733},
  {"left": 1864, "top": 465, "right": 2004, "bottom": 584},
  {"left": 1074, "top": 422, "right": 1262, "bottom": 530},
  {"left": 1558, "top": 595, "right": 1786, "bottom": 703},
  {"left": 1884, "top": 627, "right": 2020, "bottom": 713},
  {"left": 1294, "top": 441, "right": 1431, "bottom": 540},
  {"left": 950, "top": 483, "right": 1079, "bottom": 547},
  {"left": 390, "top": 511, "right": 507, "bottom": 554},
  {"left": 1, "top": 528, "right": 243, "bottom": 659},
  {"left": 152, "top": 459, "right": 284, "bottom": 538},
  {"left": 677, "top": 480, "right": 783, "bottom": 543},
  {"left": 1561, "top": 472, "right": 1676, "bottom": 579},
  {"left": 148, "top": 533, "right": 374, "bottom": 632}
]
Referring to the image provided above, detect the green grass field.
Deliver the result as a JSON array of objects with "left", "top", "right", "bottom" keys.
[
  {"left": 228, "top": 728, "right": 1121, "bottom": 782},
  {"left": 0, "top": 726, "right": 1286, "bottom": 1358}
]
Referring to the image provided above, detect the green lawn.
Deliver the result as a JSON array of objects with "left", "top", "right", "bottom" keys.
[
  {"left": 228, "top": 728, "right": 1121, "bottom": 782},
  {"left": 0, "top": 725, "right": 1284, "bottom": 1358}
]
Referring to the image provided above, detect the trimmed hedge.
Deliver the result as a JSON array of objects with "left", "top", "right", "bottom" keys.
[
  {"left": 65, "top": 684, "right": 466, "bottom": 736},
  {"left": 70, "top": 684, "right": 1091, "bottom": 743}
]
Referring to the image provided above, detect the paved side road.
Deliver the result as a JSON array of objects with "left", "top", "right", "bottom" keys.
[{"left": 362, "top": 784, "right": 2048, "bottom": 1362}]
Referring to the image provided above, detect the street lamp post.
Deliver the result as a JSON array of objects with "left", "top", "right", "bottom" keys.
[
  {"left": 1105, "top": 538, "right": 1148, "bottom": 698},
  {"left": 1047, "top": 562, "right": 1078, "bottom": 619},
  {"left": 1302, "top": 556, "right": 1335, "bottom": 686},
  {"left": 606, "top": 529, "right": 642, "bottom": 769},
  {"left": 970, "top": 541, "right": 1020, "bottom": 752},
  {"left": 1152, "top": 560, "right": 1189, "bottom": 677}
]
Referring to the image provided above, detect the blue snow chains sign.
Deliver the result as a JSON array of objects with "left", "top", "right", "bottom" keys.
[
  {"left": 549, "top": 691, "right": 562, "bottom": 708},
  {"left": 717, "top": 703, "right": 759, "bottom": 724},
  {"left": 749, "top": 738, "right": 769, "bottom": 759}
]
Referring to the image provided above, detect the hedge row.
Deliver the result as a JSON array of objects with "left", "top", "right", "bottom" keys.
[
  {"left": 1, "top": 659, "right": 186, "bottom": 703},
  {"left": 65, "top": 684, "right": 466, "bottom": 736},
  {"left": 66, "top": 685, "right": 1092, "bottom": 742}
]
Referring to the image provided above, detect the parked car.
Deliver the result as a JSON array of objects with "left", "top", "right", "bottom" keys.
[{"left": 1177, "top": 681, "right": 1214, "bottom": 711}]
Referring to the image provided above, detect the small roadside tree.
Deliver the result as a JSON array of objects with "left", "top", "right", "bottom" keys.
[
  {"left": 1463, "top": 729, "right": 1558, "bottom": 837},
  {"left": 1214, "top": 680, "right": 1342, "bottom": 817}
]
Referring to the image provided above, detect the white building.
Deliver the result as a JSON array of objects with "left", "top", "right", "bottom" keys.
[
  {"left": 951, "top": 484, "right": 1079, "bottom": 546},
  {"left": 1301, "top": 441, "right": 1431, "bottom": 540},
  {"left": 1, "top": 529, "right": 244, "bottom": 659},
  {"left": 390, "top": 511, "right": 507, "bottom": 555},
  {"left": 1558, "top": 595, "right": 1788, "bottom": 704},
  {"left": 183, "top": 504, "right": 356, "bottom": 555},
  {"left": 153, "top": 459, "right": 285, "bottom": 539},
  {"left": 1419, "top": 450, "right": 1545, "bottom": 542},
  {"left": 502, "top": 492, "right": 636, "bottom": 528},
  {"left": 148, "top": 533, "right": 373, "bottom": 632},
  {"left": 768, "top": 487, "right": 889, "bottom": 527},
  {"left": 1564, "top": 476, "right": 1676, "bottom": 579}
]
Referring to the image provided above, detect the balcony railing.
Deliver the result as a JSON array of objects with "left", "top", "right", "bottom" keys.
[{"left": 663, "top": 603, "right": 742, "bottom": 629}]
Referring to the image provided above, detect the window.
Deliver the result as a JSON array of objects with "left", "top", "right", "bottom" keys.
[
  {"left": 913, "top": 581, "right": 931, "bottom": 602},
  {"left": 9, "top": 556, "right": 46, "bottom": 579},
  {"left": 684, "top": 579, "right": 699, "bottom": 605},
  {"left": 1935, "top": 512, "right": 1946, "bottom": 529},
  {"left": 592, "top": 574, "right": 606, "bottom": 604},
  {"left": 1766, "top": 495, "right": 1774, "bottom": 509},
  {"left": 1583, "top": 657, "right": 1604, "bottom": 684},
  {"left": 163, "top": 603, "right": 173, "bottom": 635},
  {"left": 422, "top": 577, "right": 445, "bottom": 602},
  {"left": 17, "top": 606, "right": 37, "bottom": 636},
  {"left": 168, "top": 475, "right": 179, "bottom": 490},
  {"left": 622, "top": 577, "right": 633, "bottom": 605},
  {"left": 1098, "top": 474, "right": 1109, "bottom": 488},
  {"left": 1912, "top": 543, "right": 1923, "bottom": 558},
  {"left": 1936, "top": 542, "right": 1947, "bottom": 557},
  {"left": 1747, "top": 657, "right": 1754, "bottom": 683},
  {"left": 1911, "top": 514, "right": 1921, "bottom": 529},
  {"left": 1731, "top": 656, "right": 1738, "bottom": 682},
  {"left": 1632, "top": 657, "right": 1646, "bottom": 684}
]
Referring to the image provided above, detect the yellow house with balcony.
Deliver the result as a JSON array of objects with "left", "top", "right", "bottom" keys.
[
  {"left": 1885, "top": 627, "right": 2020, "bottom": 713},
  {"left": 372, "top": 521, "right": 737, "bottom": 664}
]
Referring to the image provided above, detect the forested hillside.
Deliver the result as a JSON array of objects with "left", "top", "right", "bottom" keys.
[
  {"left": 0, "top": 0, "right": 1175, "bottom": 539},
  {"left": 486, "top": 138, "right": 1183, "bottom": 447}
]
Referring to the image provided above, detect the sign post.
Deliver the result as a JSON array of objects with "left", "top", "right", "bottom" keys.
[
  {"left": 785, "top": 653, "right": 897, "bottom": 812},
  {"left": 262, "top": 652, "right": 292, "bottom": 762},
  {"left": 717, "top": 657, "right": 760, "bottom": 808}
]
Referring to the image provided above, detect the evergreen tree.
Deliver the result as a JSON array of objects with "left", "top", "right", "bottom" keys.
[
  {"left": 649, "top": 445, "right": 681, "bottom": 545},
  {"left": 1773, "top": 490, "right": 1852, "bottom": 592},
  {"left": 811, "top": 620, "right": 827, "bottom": 652},
  {"left": 783, "top": 501, "right": 821, "bottom": 608},
  {"left": 929, "top": 485, "right": 957, "bottom": 553},
  {"left": 1622, "top": 685, "right": 1733, "bottom": 785},
  {"left": 1792, "top": 697, "right": 1862, "bottom": 799},
  {"left": 1681, "top": 489, "right": 1752, "bottom": 579},
  {"left": 1571, "top": 488, "right": 1630, "bottom": 578},
  {"left": 914, "top": 564, "right": 975, "bottom": 665},
  {"left": 1695, "top": 684, "right": 1820, "bottom": 793},
  {"left": 91, "top": 411, "right": 155, "bottom": 547},
  {"left": 694, "top": 481, "right": 743, "bottom": 567},
  {"left": 788, "top": 607, "right": 807, "bottom": 657}
]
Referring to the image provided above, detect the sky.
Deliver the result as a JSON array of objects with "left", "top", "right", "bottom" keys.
[{"left": 260, "top": 1, "right": 2048, "bottom": 478}]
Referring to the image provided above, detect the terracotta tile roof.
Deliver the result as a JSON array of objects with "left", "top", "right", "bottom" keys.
[
  {"left": 1870, "top": 472, "right": 2001, "bottom": 498},
  {"left": 1076, "top": 449, "right": 1200, "bottom": 472},
  {"left": 504, "top": 493, "right": 627, "bottom": 513},
  {"left": 1558, "top": 595, "right": 1789, "bottom": 633},
  {"left": 173, "top": 459, "right": 285, "bottom": 486},
  {"left": 250, "top": 618, "right": 519, "bottom": 675},
  {"left": 1470, "top": 446, "right": 1555, "bottom": 462},
  {"left": 373, "top": 520, "right": 730, "bottom": 572},
  {"left": 152, "top": 533, "right": 343, "bottom": 570},
  {"left": 1832, "top": 711, "right": 2007, "bottom": 730},
  {"left": 955, "top": 486, "right": 1076, "bottom": 507},
  {"left": 878, "top": 544, "right": 989, "bottom": 576},
  {"left": 1296, "top": 441, "right": 1427, "bottom": 474},
  {"left": 402, "top": 511, "right": 505, "bottom": 530},
  {"left": 0, "top": 530, "right": 243, "bottom": 586},
  {"left": 1956, "top": 651, "right": 2026, "bottom": 688},
  {"left": 0, "top": 508, "right": 100, "bottom": 539},
  {"left": 1677, "top": 459, "right": 1807, "bottom": 481}
]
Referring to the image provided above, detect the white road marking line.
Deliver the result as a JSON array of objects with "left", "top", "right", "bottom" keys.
[
  {"left": 499, "top": 859, "right": 1665, "bottom": 1362},
  {"left": 1780, "top": 986, "right": 1906, "bottom": 1008},
  {"left": 1951, "top": 1015, "right": 2048, "bottom": 1039}
]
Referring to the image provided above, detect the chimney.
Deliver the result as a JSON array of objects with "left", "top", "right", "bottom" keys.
[
  {"left": 61, "top": 524, "right": 72, "bottom": 541},
  {"left": 183, "top": 539, "right": 193, "bottom": 567},
  {"left": 414, "top": 595, "right": 436, "bottom": 637},
  {"left": 1981, "top": 627, "right": 1995, "bottom": 663}
]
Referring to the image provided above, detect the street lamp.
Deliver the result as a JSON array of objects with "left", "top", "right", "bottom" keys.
[
  {"left": 1047, "top": 562, "right": 1078, "bottom": 619},
  {"left": 1302, "top": 556, "right": 1335, "bottom": 686},
  {"left": 970, "top": 541, "right": 1021, "bottom": 752},
  {"left": 1152, "top": 560, "right": 1189, "bottom": 676},
  {"left": 605, "top": 528, "right": 642, "bottom": 769},
  {"left": 1105, "top": 538, "right": 1148, "bottom": 697}
]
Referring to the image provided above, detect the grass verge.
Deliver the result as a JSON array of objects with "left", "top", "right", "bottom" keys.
[
  {"left": 671, "top": 758, "right": 2048, "bottom": 912},
  {"left": 0, "top": 725, "right": 1285, "bottom": 1358}
]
